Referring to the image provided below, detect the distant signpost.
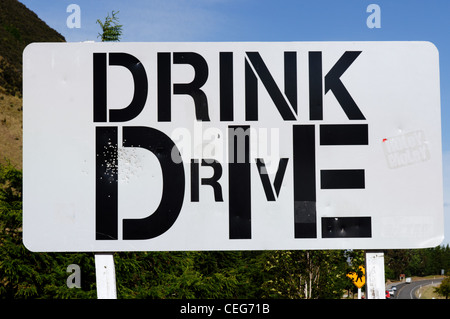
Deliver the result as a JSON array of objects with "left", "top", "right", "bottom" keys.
[
  {"left": 347, "top": 265, "right": 365, "bottom": 289},
  {"left": 347, "top": 265, "right": 365, "bottom": 299}
]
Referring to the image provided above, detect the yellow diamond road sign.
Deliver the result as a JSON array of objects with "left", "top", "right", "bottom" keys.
[{"left": 347, "top": 266, "right": 365, "bottom": 288}]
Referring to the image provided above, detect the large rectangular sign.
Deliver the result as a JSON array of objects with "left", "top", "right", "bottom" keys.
[{"left": 23, "top": 42, "right": 444, "bottom": 251}]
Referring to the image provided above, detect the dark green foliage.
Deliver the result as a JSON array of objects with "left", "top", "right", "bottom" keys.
[
  {"left": 260, "top": 250, "right": 355, "bottom": 299},
  {"left": 434, "top": 276, "right": 450, "bottom": 299},
  {"left": 384, "top": 246, "right": 450, "bottom": 280},
  {"left": 114, "top": 251, "right": 242, "bottom": 298}
]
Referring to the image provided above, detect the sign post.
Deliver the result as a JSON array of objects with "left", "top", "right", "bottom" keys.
[
  {"left": 94, "top": 253, "right": 117, "bottom": 299},
  {"left": 347, "top": 265, "right": 365, "bottom": 299},
  {"left": 365, "top": 251, "right": 385, "bottom": 299}
]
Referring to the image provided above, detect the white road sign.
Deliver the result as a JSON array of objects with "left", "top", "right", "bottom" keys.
[{"left": 23, "top": 41, "right": 444, "bottom": 252}]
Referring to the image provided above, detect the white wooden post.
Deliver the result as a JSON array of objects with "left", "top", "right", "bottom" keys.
[
  {"left": 365, "top": 251, "right": 386, "bottom": 299},
  {"left": 95, "top": 253, "right": 117, "bottom": 299}
]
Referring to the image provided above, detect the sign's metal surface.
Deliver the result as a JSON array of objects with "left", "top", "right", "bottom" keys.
[{"left": 23, "top": 42, "right": 443, "bottom": 251}]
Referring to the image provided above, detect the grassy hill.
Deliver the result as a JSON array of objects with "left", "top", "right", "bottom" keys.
[
  {"left": 0, "top": 0, "right": 65, "bottom": 96},
  {"left": 0, "top": 0, "right": 66, "bottom": 168},
  {"left": 0, "top": 93, "right": 22, "bottom": 168}
]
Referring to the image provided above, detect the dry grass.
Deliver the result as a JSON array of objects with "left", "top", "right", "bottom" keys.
[
  {"left": 0, "top": 91, "right": 22, "bottom": 169},
  {"left": 416, "top": 281, "right": 446, "bottom": 299}
]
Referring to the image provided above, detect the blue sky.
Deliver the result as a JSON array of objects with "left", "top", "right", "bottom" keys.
[{"left": 19, "top": 0, "right": 450, "bottom": 245}]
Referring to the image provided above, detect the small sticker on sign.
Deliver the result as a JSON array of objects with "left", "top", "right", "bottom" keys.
[{"left": 382, "top": 130, "right": 430, "bottom": 169}]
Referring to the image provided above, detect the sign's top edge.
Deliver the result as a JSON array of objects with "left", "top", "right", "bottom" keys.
[
  {"left": 25, "top": 40, "right": 437, "bottom": 44},
  {"left": 23, "top": 40, "right": 439, "bottom": 53},
  {"left": 23, "top": 40, "right": 439, "bottom": 57}
]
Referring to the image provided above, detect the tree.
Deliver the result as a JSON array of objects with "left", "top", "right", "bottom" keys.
[
  {"left": 434, "top": 277, "right": 450, "bottom": 299},
  {"left": 260, "top": 250, "right": 350, "bottom": 299},
  {"left": 96, "top": 11, "right": 122, "bottom": 42},
  {"left": 384, "top": 249, "right": 412, "bottom": 279},
  {"left": 113, "top": 251, "right": 244, "bottom": 298},
  {"left": 385, "top": 247, "right": 450, "bottom": 280}
]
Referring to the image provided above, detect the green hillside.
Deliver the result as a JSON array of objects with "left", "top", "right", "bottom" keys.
[
  {"left": 0, "top": 0, "right": 65, "bottom": 96},
  {"left": 0, "top": 0, "right": 65, "bottom": 168}
]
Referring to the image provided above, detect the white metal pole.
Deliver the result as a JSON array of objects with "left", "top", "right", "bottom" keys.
[
  {"left": 357, "top": 287, "right": 361, "bottom": 299},
  {"left": 365, "top": 251, "right": 386, "bottom": 299},
  {"left": 95, "top": 253, "right": 117, "bottom": 299}
]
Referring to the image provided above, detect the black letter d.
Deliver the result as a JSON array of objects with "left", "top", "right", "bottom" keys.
[
  {"left": 95, "top": 126, "right": 185, "bottom": 240},
  {"left": 122, "top": 126, "right": 185, "bottom": 239}
]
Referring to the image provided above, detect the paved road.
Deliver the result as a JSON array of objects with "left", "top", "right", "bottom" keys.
[{"left": 390, "top": 278, "right": 443, "bottom": 299}]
